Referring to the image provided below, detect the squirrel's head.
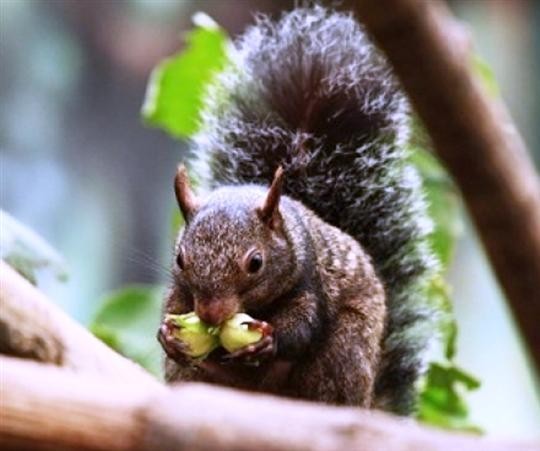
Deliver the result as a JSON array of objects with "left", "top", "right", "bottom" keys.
[{"left": 172, "top": 165, "right": 296, "bottom": 326}]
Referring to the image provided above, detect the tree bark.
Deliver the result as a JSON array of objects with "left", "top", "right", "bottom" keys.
[
  {"left": 1, "top": 356, "right": 537, "bottom": 451},
  {"left": 0, "top": 260, "right": 156, "bottom": 385},
  {"left": 352, "top": 0, "right": 540, "bottom": 372}
]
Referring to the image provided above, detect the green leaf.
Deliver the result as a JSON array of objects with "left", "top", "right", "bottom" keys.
[
  {"left": 409, "top": 122, "right": 481, "bottom": 432},
  {"left": 409, "top": 148, "right": 463, "bottom": 269},
  {"left": 418, "top": 362, "right": 482, "bottom": 433},
  {"left": 424, "top": 274, "right": 457, "bottom": 359},
  {"left": 141, "top": 14, "right": 229, "bottom": 138},
  {"left": 89, "top": 284, "right": 164, "bottom": 377},
  {"left": 0, "top": 209, "right": 68, "bottom": 284}
]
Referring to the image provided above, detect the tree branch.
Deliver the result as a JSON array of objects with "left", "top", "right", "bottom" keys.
[
  {"left": 1, "top": 356, "right": 537, "bottom": 451},
  {"left": 0, "top": 249, "right": 535, "bottom": 449},
  {"left": 352, "top": 0, "right": 540, "bottom": 372},
  {"left": 0, "top": 260, "right": 157, "bottom": 385}
]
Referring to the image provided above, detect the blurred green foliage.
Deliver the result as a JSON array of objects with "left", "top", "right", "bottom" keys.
[
  {"left": 472, "top": 54, "right": 499, "bottom": 98},
  {"left": 410, "top": 147, "right": 462, "bottom": 269},
  {"left": 141, "top": 14, "right": 228, "bottom": 138},
  {"left": 410, "top": 134, "right": 480, "bottom": 432},
  {"left": 418, "top": 362, "right": 481, "bottom": 433},
  {"left": 89, "top": 285, "right": 164, "bottom": 377}
]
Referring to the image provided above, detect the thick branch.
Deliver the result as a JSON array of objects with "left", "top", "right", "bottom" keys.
[
  {"left": 0, "top": 261, "right": 535, "bottom": 449},
  {"left": 0, "top": 260, "right": 156, "bottom": 384},
  {"left": 1, "top": 357, "right": 537, "bottom": 451},
  {"left": 353, "top": 0, "right": 540, "bottom": 371}
]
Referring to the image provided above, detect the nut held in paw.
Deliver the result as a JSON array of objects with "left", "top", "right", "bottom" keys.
[
  {"left": 165, "top": 312, "right": 220, "bottom": 358},
  {"left": 219, "top": 313, "right": 264, "bottom": 353}
]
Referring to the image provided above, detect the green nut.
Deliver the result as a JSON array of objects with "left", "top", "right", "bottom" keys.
[
  {"left": 219, "top": 313, "right": 263, "bottom": 353},
  {"left": 166, "top": 312, "right": 219, "bottom": 358}
]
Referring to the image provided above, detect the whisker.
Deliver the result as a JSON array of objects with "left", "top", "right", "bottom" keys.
[
  {"left": 129, "top": 260, "right": 173, "bottom": 282},
  {"left": 122, "top": 247, "right": 175, "bottom": 283},
  {"left": 104, "top": 225, "right": 176, "bottom": 284}
]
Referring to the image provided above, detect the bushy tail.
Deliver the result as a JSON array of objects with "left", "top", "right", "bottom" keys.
[{"left": 193, "top": 6, "right": 436, "bottom": 414}]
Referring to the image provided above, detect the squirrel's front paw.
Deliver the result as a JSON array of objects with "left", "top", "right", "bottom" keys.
[
  {"left": 157, "top": 322, "right": 191, "bottom": 363},
  {"left": 223, "top": 320, "right": 275, "bottom": 366}
]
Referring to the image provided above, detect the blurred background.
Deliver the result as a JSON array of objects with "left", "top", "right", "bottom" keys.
[{"left": 1, "top": 0, "right": 539, "bottom": 439}]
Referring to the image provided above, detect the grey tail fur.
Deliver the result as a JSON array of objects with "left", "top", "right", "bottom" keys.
[{"left": 193, "top": 6, "right": 436, "bottom": 414}]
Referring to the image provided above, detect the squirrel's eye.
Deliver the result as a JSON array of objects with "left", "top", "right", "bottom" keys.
[
  {"left": 247, "top": 252, "right": 263, "bottom": 273},
  {"left": 176, "top": 249, "right": 185, "bottom": 270}
]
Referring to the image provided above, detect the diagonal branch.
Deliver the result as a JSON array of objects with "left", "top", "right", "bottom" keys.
[
  {"left": 0, "top": 260, "right": 157, "bottom": 385},
  {"left": 353, "top": 0, "right": 540, "bottom": 372}
]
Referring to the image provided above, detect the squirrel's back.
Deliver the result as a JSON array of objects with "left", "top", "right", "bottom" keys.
[{"left": 193, "top": 6, "right": 436, "bottom": 414}]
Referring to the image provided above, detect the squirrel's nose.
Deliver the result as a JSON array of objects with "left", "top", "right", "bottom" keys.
[{"left": 195, "top": 299, "right": 235, "bottom": 326}]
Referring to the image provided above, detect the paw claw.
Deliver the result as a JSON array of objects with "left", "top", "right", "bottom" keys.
[{"left": 246, "top": 320, "right": 273, "bottom": 337}]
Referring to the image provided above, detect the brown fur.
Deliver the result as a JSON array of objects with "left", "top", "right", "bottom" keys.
[{"left": 162, "top": 186, "right": 386, "bottom": 407}]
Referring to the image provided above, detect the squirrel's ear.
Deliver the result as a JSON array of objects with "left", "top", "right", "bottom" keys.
[
  {"left": 257, "top": 166, "right": 284, "bottom": 229},
  {"left": 174, "top": 164, "right": 199, "bottom": 223}
]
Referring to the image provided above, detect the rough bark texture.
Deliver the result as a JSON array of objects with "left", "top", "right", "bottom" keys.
[{"left": 352, "top": 0, "right": 540, "bottom": 372}]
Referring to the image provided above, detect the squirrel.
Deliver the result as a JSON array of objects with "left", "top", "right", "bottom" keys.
[{"left": 158, "top": 6, "right": 436, "bottom": 415}]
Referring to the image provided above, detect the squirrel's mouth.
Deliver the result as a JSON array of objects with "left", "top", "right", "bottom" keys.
[{"left": 194, "top": 297, "right": 239, "bottom": 326}]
